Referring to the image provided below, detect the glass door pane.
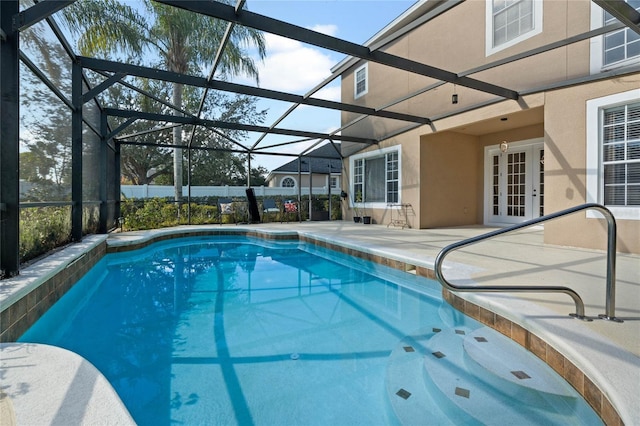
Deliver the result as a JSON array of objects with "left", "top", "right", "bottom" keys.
[{"left": 506, "top": 151, "right": 527, "bottom": 218}]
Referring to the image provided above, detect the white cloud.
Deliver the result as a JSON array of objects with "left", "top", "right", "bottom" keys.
[
  {"left": 312, "top": 86, "right": 341, "bottom": 102},
  {"left": 309, "top": 24, "right": 339, "bottom": 37},
  {"left": 252, "top": 33, "right": 335, "bottom": 94},
  {"left": 323, "top": 126, "right": 340, "bottom": 135}
]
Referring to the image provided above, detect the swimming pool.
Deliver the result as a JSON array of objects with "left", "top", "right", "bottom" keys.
[{"left": 19, "top": 236, "right": 602, "bottom": 425}]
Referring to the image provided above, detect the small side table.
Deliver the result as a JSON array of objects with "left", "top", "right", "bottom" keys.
[{"left": 387, "top": 203, "right": 411, "bottom": 229}]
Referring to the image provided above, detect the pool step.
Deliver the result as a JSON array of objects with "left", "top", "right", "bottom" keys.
[
  {"left": 386, "top": 326, "right": 587, "bottom": 425},
  {"left": 385, "top": 327, "right": 458, "bottom": 426},
  {"left": 462, "top": 328, "right": 575, "bottom": 400}
]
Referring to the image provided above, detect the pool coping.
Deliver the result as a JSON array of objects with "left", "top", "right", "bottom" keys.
[{"left": 1, "top": 225, "right": 635, "bottom": 425}]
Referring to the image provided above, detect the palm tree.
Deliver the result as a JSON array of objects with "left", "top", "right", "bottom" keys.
[{"left": 63, "top": 0, "right": 266, "bottom": 201}]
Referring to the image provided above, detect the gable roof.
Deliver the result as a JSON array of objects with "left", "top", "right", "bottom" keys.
[{"left": 271, "top": 143, "right": 342, "bottom": 174}]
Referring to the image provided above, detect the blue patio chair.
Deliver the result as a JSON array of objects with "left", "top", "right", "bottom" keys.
[{"left": 262, "top": 198, "right": 279, "bottom": 222}]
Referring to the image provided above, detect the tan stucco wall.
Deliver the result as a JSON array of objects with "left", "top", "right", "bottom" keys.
[
  {"left": 417, "top": 123, "right": 544, "bottom": 228},
  {"left": 342, "top": 128, "right": 423, "bottom": 228},
  {"left": 544, "top": 78, "right": 640, "bottom": 254},
  {"left": 340, "top": 0, "right": 592, "bottom": 141},
  {"left": 420, "top": 132, "right": 480, "bottom": 227}
]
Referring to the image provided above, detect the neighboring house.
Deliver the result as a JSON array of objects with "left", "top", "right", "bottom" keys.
[
  {"left": 335, "top": 0, "right": 639, "bottom": 254},
  {"left": 266, "top": 143, "right": 342, "bottom": 193}
]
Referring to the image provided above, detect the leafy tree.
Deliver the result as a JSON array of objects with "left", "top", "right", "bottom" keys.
[
  {"left": 63, "top": 0, "right": 267, "bottom": 201},
  {"left": 247, "top": 165, "right": 269, "bottom": 186},
  {"left": 19, "top": 34, "right": 73, "bottom": 201},
  {"left": 101, "top": 75, "right": 268, "bottom": 186}
]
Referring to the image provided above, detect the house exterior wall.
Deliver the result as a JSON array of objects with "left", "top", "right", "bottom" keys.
[
  {"left": 342, "top": 130, "right": 421, "bottom": 227},
  {"left": 268, "top": 173, "right": 299, "bottom": 188},
  {"left": 420, "top": 132, "right": 480, "bottom": 228},
  {"left": 544, "top": 77, "right": 640, "bottom": 253},
  {"left": 339, "top": 0, "right": 639, "bottom": 253},
  {"left": 341, "top": 0, "right": 592, "bottom": 143},
  {"left": 267, "top": 173, "right": 339, "bottom": 190}
]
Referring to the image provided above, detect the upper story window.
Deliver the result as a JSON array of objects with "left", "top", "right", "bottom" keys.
[
  {"left": 486, "top": 0, "right": 543, "bottom": 56},
  {"left": 603, "top": 2, "right": 640, "bottom": 66},
  {"left": 354, "top": 63, "right": 368, "bottom": 99},
  {"left": 590, "top": 1, "right": 640, "bottom": 73},
  {"left": 350, "top": 146, "right": 401, "bottom": 207},
  {"left": 281, "top": 177, "right": 296, "bottom": 188},
  {"left": 586, "top": 89, "right": 640, "bottom": 220}
]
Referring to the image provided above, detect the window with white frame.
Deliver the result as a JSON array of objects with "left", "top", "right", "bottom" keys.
[
  {"left": 590, "top": 1, "right": 640, "bottom": 73},
  {"left": 602, "top": 103, "right": 640, "bottom": 206},
  {"left": 603, "top": 1, "right": 640, "bottom": 66},
  {"left": 351, "top": 147, "right": 401, "bottom": 206},
  {"left": 281, "top": 177, "right": 296, "bottom": 188},
  {"left": 586, "top": 89, "right": 640, "bottom": 220},
  {"left": 386, "top": 151, "right": 399, "bottom": 203},
  {"left": 330, "top": 176, "right": 339, "bottom": 189},
  {"left": 353, "top": 159, "right": 364, "bottom": 202},
  {"left": 486, "top": 0, "right": 543, "bottom": 55},
  {"left": 354, "top": 63, "right": 368, "bottom": 99}
]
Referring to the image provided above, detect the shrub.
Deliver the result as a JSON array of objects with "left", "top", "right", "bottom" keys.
[
  {"left": 20, "top": 206, "right": 72, "bottom": 263},
  {"left": 121, "top": 197, "right": 221, "bottom": 230}
]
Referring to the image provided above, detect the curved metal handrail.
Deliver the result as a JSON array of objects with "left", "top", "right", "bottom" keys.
[{"left": 434, "top": 203, "right": 620, "bottom": 322}]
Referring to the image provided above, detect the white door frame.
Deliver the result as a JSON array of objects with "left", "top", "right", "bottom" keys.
[{"left": 483, "top": 138, "right": 544, "bottom": 225}]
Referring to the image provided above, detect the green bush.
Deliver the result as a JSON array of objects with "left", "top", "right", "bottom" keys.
[
  {"left": 17, "top": 195, "right": 345, "bottom": 263},
  {"left": 121, "top": 197, "right": 222, "bottom": 230},
  {"left": 119, "top": 195, "right": 343, "bottom": 231},
  {"left": 20, "top": 206, "right": 72, "bottom": 263}
]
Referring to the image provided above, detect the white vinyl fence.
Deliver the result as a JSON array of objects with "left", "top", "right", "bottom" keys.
[{"left": 121, "top": 185, "right": 332, "bottom": 199}]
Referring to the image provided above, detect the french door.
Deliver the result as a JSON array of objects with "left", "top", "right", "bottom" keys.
[{"left": 485, "top": 141, "right": 544, "bottom": 224}]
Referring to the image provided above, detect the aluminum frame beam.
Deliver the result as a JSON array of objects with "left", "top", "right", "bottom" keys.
[
  {"left": 157, "top": 0, "right": 519, "bottom": 100},
  {"left": 188, "top": 0, "right": 246, "bottom": 149},
  {"left": 71, "top": 60, "right": 83, "bottom": 241},
  {"left": 12, "top": 0, "right": 76, "bottom": 32},
  {"left": 1, "top": 0, "right": 20, "bottom": 277},
  {"left": 79, "top": 56, "right": 430, "bottom": 124},
  {"left": 104, "top": 108, "right": 376, "bottom": 144},
  {"left": 593, "top": 0, "right": 640, "bottom": 36},
  {"left": 118, "top": 139, "right": 343, "bottom": 160}
]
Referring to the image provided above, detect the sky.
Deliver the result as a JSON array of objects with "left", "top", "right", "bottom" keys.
[{"left": 233, "top": 0, "right": 417, "bottom": 171}]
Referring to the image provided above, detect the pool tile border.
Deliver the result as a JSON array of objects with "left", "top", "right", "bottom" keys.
[
  {"left": 0, "top": 228, "right": 623, "bottom": 425},
  {"left": 0, "top": 238, "right": 106, "bottom": 343}
]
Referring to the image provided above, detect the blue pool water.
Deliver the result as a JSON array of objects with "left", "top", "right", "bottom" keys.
[{"left": 19, "top": 237, "right": 602, "bottom": 425}]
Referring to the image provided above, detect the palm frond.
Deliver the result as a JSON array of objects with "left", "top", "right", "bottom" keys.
[{"left": 62, "top": 0, "right": 151, "bottom": 57}]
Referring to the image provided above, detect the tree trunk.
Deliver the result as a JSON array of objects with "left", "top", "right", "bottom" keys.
[{"left": 173, "top": 82, "right": 184, "bottom": 202}]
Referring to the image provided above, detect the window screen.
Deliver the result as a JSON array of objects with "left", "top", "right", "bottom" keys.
[{"left": 602, "top": 102, "right": 640, "bottom": 206}]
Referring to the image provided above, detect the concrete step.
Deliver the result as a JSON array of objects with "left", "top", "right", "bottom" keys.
[
  {"left": 463, "top": 328, "right": 574, "bottom": 399},
  {"left": 386, "top": 326, "right": 601, "bottom": 425},
  {"left": 385, "top": 327, "right": 458, "bottom": 426}
]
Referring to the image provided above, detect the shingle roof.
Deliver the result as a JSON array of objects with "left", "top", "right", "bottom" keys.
[{"left": 272, "top": 143, "right": 342, "bottom": 174}]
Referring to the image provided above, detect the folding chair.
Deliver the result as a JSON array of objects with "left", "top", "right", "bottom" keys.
[
  {"left": 217, "top": 198, "right": 235, "bottom": 224},
  {"left": 282, "top": 200, "right": 298, "bottom": 223}
]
